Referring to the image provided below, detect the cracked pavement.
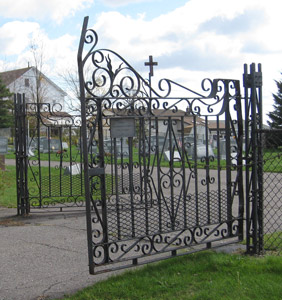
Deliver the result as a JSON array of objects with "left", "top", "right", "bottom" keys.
[{"left": 0, "top": 208, "right": 121, "bottom": 300}]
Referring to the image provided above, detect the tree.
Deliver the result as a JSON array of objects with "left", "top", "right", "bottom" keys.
[
  {"left": 268, "top": 75, "right": 282, "bottom": 128},
  {"left": 28, "top": 39, "right": 49, "bottom": 105},
  {"left": 58, "top": 68, "right": 81, "bottom": 113},
  {"left": 266, "top": 75, "right": 282, "bottom": 148},
  {"left": 0, "top": 77, "right": 13, "bottom": 128}
]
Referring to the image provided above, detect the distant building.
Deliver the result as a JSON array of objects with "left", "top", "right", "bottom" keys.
[
  {"left": 150, "top": 109, "right": 208, "bottom": 142},
  {"left": 0, "top": 67, "right": 71, "bottom": 131},
  {"left": 0, "top": 66, "right": 67, "bottom": 111}
]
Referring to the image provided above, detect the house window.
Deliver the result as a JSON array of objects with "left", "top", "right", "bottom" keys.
[{"left": 25, "top": 78, "right": 29, "bottom": 87}]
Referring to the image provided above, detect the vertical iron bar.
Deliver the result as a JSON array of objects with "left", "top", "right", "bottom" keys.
[
  {"left": 22, "top": 94, "right": 29, "bottom": 214},
  {"left": 97, "top": 105, "right": 109, "bottom": 261},
  {"left": 110, "top": 137, "right": 114, "bottom": 195},
  {"left": 48, "top": 127, "right": 51, "bottom": 197},
  {"left": 128, "top": 136, "right": 135, "bottom": 237},
  {"left": 36, "top": 101, "right": 42, "bottom": 208},
  {"left": 17, "top": 94, "right": 24, "bottom": 215},
  {"left": 138, "top": 118, "right": 143, "bottom": 205},
  {"left": 250, "top": 63, "right": 258, "bottom": 254},
  {"left": 257, "top": 63, "right": 264, "bottom": 253},
  {"left": 193, "top": 116, "right": 199, "bottom": 226},
  {"left": 144, "top": 120, "right": 150, "bottom": 235},
  {"left": 234, "top": 80, "right": 244, "bottom": 241},
  {"left": 59, "top": 127, "right": 63, "bottom": 196},
  {"left": 120, "top": 138, "right": 123, "bottom": 192},
  {"left": 114, "top": 138, "right": 121, "bottom": 239},
  {"left": 19, "top": 94, "right": 24, "bottom": 214},
  {"left": 181, "top": 117, "right": 187, "bottom": 227},
  {"left": 155, "top": 118, "right": 162, "bottom": 232},
  {"left": 69, "top": 126, "right": 73, "bottom": 196},
  {"left": 14, "top": 94, "right": 20, "bottom": 215},
  {"left": 168, "top": 117, "right": 174, "bottom": 230},
  {"left": 205, "top": 116, "right": 210, "bottom": 224},
  {"left": 79, "top": 127, "right": 83, "bottom": 196},
  {"left": 216, "top": 116, "right": 222, "bottom": 223},
  {"left": 141, "top": 117, "right": 149, "bottom": 235},
  {"left": 224, "top": 80, "right": 233, "bottom": 236},
  {"left": 77, "top": 15, "right": 94, "bottom": 274},
  {"left": 244, "top": 63, "right": 251, "bottom": 253}
]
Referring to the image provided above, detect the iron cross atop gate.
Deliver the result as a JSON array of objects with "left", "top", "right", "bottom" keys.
[{"left": 145, "top": 55, "right": 158, "bottom": 77}]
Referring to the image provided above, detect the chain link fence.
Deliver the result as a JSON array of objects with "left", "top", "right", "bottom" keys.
[{"left": 262, "top": 129, "right": 282, "bottom": 255}]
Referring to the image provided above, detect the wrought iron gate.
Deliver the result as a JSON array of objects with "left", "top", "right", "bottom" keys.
[
  {"left": 78, "top": 17, "right": 245, "bottom": 274},
  {"left": 14, "top": 93, "right": 85, "bottom": 214}
]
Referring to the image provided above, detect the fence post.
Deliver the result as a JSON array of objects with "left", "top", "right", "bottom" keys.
[
  {"left": 14, "top": 93, "right": 29, "bottom": 216},
  {"left": 243, "top": 63, "right": 263, "bottom": 254}
]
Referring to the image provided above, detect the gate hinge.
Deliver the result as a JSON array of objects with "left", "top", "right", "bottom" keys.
[
  {"left": 88, "top": 167, "right": 105, "bottom": 176},
  {"left": 243, "top": 72, "right": 262, "bottom": 88}
]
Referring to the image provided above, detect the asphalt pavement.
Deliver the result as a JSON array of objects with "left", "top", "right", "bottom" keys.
[
  {"left": 0, "top": 207, "right": 123, "bottom": 300},
  {"left": 0, "top": 206, "right": 245, "bottom": 300}
]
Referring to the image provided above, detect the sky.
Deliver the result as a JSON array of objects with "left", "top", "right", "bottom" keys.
[{"left": 0, "top": 0, "right": 281, "bottom": 123}]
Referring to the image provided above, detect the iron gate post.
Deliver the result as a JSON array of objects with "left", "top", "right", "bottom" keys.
[
  {"left": 14, "top": 93, "right": 29, "bottom": 216},
  {"left": 244, "top": 63, "right": 264, "bottom": 254}
]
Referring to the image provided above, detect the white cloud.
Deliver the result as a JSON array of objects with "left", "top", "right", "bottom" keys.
[
  {"left": 93, "top": 0, "right": 280, "bottom": 65},
  {"left": 0, "top": 0, "right": 93, "bottom": 23},
  {"left": 86, "top": 0, "right": 281, "bottom": 122},
  {"left": 0, "top": 20, "right": 77, "bottom": 82},
  {"left": 0, "top": 21, "right": 41, "bottom": 56},
  {"left": 102, "top": 0, "right": 153, "bottom": 7}
]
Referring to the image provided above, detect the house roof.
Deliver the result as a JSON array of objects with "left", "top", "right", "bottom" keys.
[
  {"left": 38, "top": 111, "right": 72, "bottom": 126},
  {"left": 152, "top": 108, "right": 187, "bottom": 117},
  {"left": 40, "top": 111, "right": 72, "bottom": 118},
  {"left": 208, "top": 120, "right": 226, "bottom": 131},
  {"left": 0, "top": 67, "right": 31, "bottom": 86}
]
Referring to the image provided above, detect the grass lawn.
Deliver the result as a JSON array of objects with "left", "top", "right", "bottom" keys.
[
  {"left": 0, "top": 165, "right": 114, "bottom": 207},
  {"left": 5, "top": 145, "right": 282, "bottom": 172},
  {"left": 0, "top": 165, "right": 17, "bottom": 207},
  {"left": 55, "top": 250, "right": 282, "bottom": 300}
]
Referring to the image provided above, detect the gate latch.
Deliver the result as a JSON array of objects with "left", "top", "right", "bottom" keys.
[{"left": 88, "top": 167, "right": 105, "bottom": 176}]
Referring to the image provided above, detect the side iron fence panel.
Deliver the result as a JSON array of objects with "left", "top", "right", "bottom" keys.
[
  {"left": 78, "top": 16, "right": 244, "bottom": 275},
  {"left": 15, "top": 95, "right": 85, "bottom": 214}
]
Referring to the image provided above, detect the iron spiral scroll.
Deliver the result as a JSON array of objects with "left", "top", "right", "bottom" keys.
[{"left": 79, "top": 19, "right": 240, "bottom": 118}]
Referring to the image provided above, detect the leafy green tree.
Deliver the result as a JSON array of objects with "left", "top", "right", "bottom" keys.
[
  {"left": 0, "top": 77, "right": 13, "bottom": 128},
  {"left": 266, "top": 75, "right": 282, "bottom": 148},
  {"left": 268, "top": 75, "right": 282, "bottom": 128}
]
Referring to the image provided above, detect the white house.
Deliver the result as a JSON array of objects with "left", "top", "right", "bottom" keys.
[
  {"left": 0, "top": 66, "right": 71, "bottom": 130},
  {"left": 0, "top": 66, "right": 67, "bottom": 110}
]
